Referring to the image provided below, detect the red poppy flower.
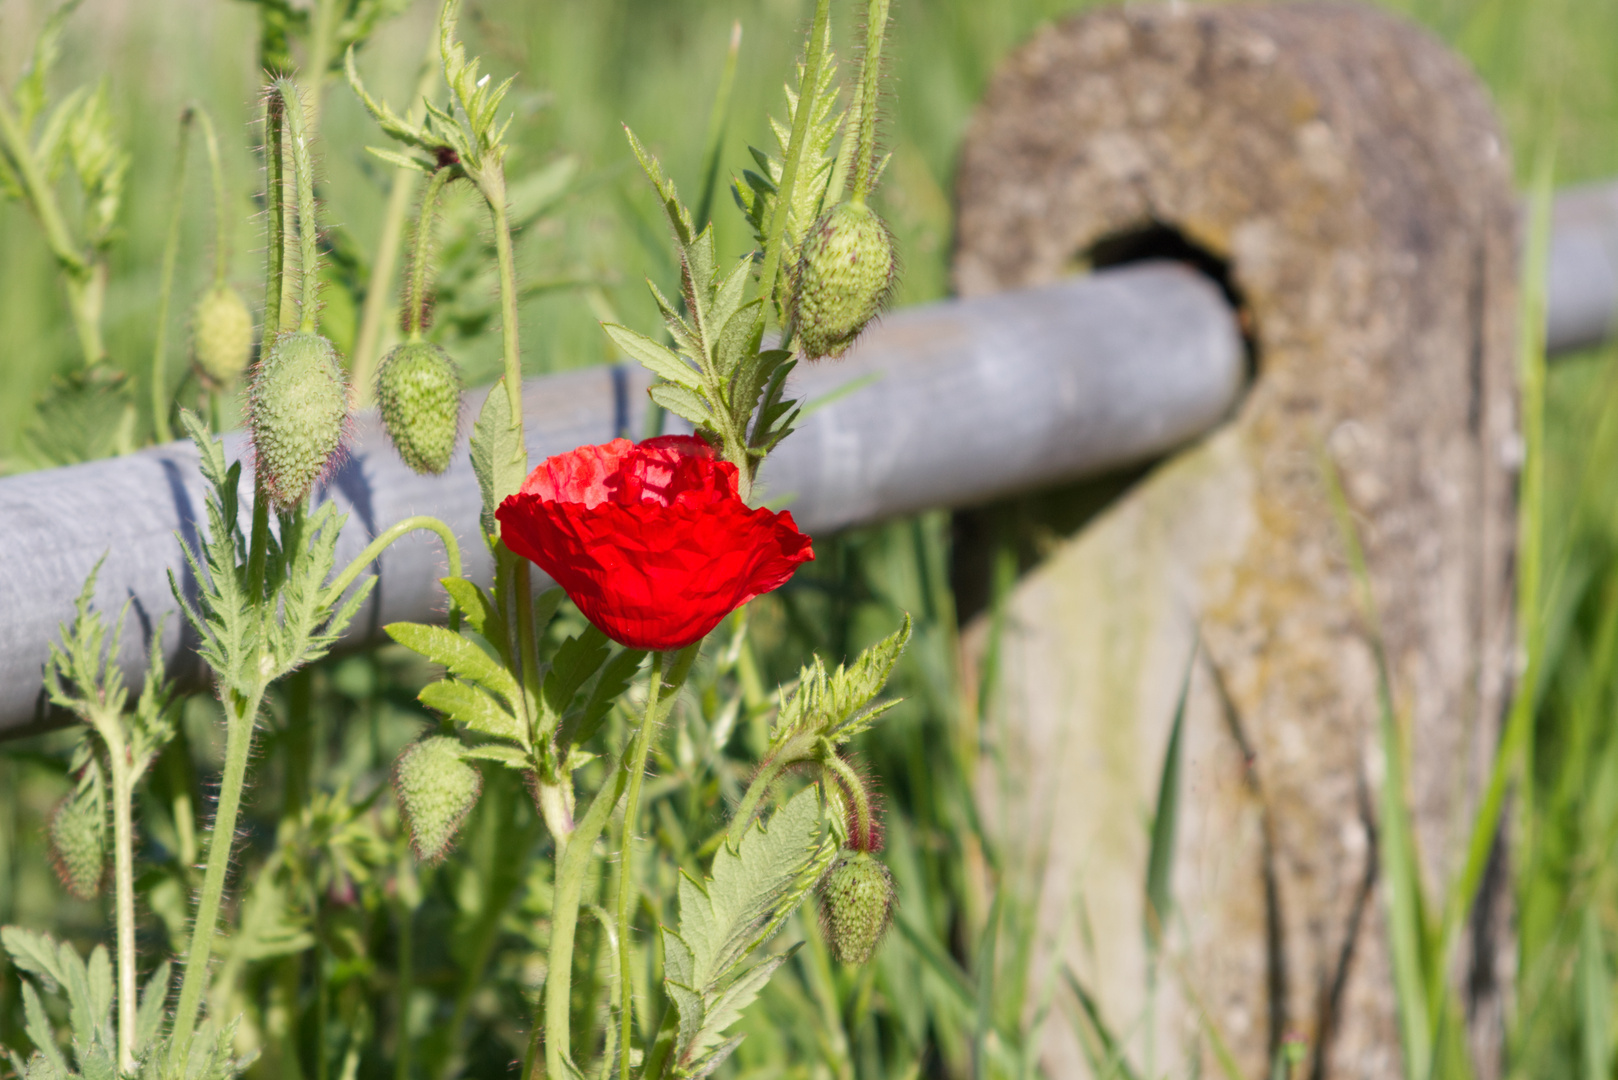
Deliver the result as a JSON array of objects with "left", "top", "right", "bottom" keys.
[{"left": 495, "top": 435, "right": 814, "bottom": 651}]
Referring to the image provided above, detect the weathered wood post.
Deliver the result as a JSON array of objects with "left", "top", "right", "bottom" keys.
[{"left": 953, "top": 4, "right": 1518, "bottom": 1076}]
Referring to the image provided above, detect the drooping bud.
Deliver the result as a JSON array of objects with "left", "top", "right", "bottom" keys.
[
  {"left": 819, "top": 850, "right": 895, "bottom": 965},
  {"left": 191, "top": 284, "right": 254, "bottom": 387},
  {"left": 49, "top": 783, "right": 106, "bottom": 900},
  {"left": 793, "top": 201, "right": 897, "bottom": 360},
  {"left": 393, "top": 736, "right": 481, "bottom": 862},
  {"left": 376, "top": 340, "right": 462, "bottom": 475},
  {"left": 248, "top": 330, "right": 348, "bottom": 508}
]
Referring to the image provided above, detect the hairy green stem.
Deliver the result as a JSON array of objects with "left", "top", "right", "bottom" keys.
[
  {"left": 404, "top": 168, "right": 453, "bottom": 340},
  {"left": 539, "top": 753, "right": 630, "bottom": 1080},
  {"left": 0, "top": 83, "right": 88, "bottom": 279},
  {"left": 151, "top": 109, "right": 196, "bottom": 445},
  {"left": 276, "top": 79, "right": 323, "bottom": 333},
  {"left": 321, "top": 515, "right": 463, "bottom": 609},
  {"left": 820, "top": 747, "right": 874, "bottom": 851},
  {"left": 755, "top": 0, "right": 832, "bottom": 324},
  {"left": 486, "top": 190, "right": 526, "bottom": 440},
  {"left": 616, "top": 652, "right": 662, "bottom": 1080},
  {"left": 264, "top": 92, "right": 288, "bottom": 341},
  {"left": 167, "top": 684, "right": 265, "bottom": 1073},
  {"left": 727, "top": 732, "right": 816, "bottom": 847},
  {"left": 513, "top": 560, "right": 542, "bottom": 750},
  {"left": 109, "top": 748, "right": 137, "bottom": 1073},
  {"left": 851, "top": 0, "right": 891, "bottom": 204}
]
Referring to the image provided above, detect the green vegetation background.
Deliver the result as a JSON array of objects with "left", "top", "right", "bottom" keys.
[{"left": 4, "top": 0, "right": 1618, "bottom": 1078}]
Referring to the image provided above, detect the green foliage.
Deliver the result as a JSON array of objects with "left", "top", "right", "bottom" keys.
[
  {"left": 771, "top": 614, "right": 910, "bottom": 751},
  {"left": 732, "top": 24, "right": 847, "bottom": 320},
  {"left": 169, "top": 411, "right": 374, "bottom": 698},
  {"left": 662, "top": 786, "right": 835, "bottom": 1077},
  {"left": 468, "top": 378, "right": 527, "bottom": 537}
]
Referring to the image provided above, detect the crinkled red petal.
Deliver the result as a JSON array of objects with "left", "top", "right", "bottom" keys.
[{"left": 497, "top": 437, "right": 813, "bottom": 651}]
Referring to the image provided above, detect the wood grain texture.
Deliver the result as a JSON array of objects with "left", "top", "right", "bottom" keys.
[{"left": 954, "top": 4, "right": 1518, "bottom": 1076}]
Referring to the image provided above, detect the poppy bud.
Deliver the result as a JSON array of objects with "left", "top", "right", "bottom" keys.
[
  {"left": 793, "top": 202, "right": 897, "bottom": 360},
  {"left": 820, "top": 850, "right": 895, "bottom": 965},
  {"left": 376, "top": 340, "right": 462, "bottom": 475},
  {"left": 191, "top": 284, "right": 254, "bottom": 387},
  {"left": 248, "top": 330, "right": 348, "bottom": 509},
  {"left": 394, "top": 736, "right": 481, "bottom": 863},
  {"left": 49, "top": 785, "right": 105, "bottom": 900}
]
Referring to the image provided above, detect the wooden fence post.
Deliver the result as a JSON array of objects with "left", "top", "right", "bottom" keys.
[{"left": 954, "top": 4, "right": 1518, "bottom": 1076}]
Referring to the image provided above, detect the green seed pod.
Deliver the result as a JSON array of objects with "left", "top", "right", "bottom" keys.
[
  {"left": 49, "top": 783, "right": 106, "bottom": 901},
  {"left": 394, "top": 736, "right": 481, "bottom": 863},
  {"left": 793, "top": 201, "right": 897, "bottom": 360},
  {"left": 248, "top": 330, "right": 348, "bottom": 508},
  {"left": 820, "top": 850, "right": 895, "bottom": 965},
  {"left": 377, "top": 340, "right": 462, "bottom": 475},
  {"left": 191, "top": 284, "right": 254, "bottom": 387}
]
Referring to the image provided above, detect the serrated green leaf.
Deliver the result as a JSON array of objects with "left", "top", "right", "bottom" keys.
[
  {"left": 560, "top": 646, "right": 646, "bottom": 752},
  {"left": 712, "top": 299, "right": 764, "bottom": 381},
  {"left": 20, "top": 983, "right": 67, "bottom": 1078},
  {"left": 470, "top": 379, "right": 527, "bottom": 538},
  {"left": 3, "top": 926, "right": 69, "bottom": 991},
  {"left": 661, "top": 786, "right": 831, "bottom": 1072},
  {"left": 460, "top": 744, "right": 530, "bottom": 769},
  {"left": 772, "top": 616, "right": 912, "bottom": 748},
  {"left": 134, "top": 961, "right": 170, "bottom": 1055},
  {"left": 440, "top": 577, "right": 506, "bottom": 654},
  {"left": 385, "top": 622, "right": 521, "bottom": 707},
  {"left": 418, "top": 679, "right": 523, "bottom": 743},
  {"left": 364, "top": 145, "right": 433, "bottom": 174},
  {"left": 542, "top": 626, "right": 610, "bottom": 725},
  {"left": 603, "top": 324, "right": 702, "bottom": 390},
  {"left": 648, "top": 383, "right": 716, "bottom": 430}
]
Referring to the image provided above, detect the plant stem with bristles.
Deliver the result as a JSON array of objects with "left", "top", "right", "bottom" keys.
[
  {"left": 263, "top": 91, "right": 287, "bottom": 340},
  {"left": 851, "top": 0, "right": 892, "bottom": 205},
  {"left": 404, "top": 168, "right": 453, "bottom": 341},
  {"left": 275, "top": 79, "right": 322, "bottom": 334}
]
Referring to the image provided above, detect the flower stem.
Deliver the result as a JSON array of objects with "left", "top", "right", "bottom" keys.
[
  {"left": 727, "top": 731, "right": 816, "bottom": 847},
  {"left": 851, "top": 0, "right": 892, "bottom": 205},
  {"left": 321, "top": 514, "right": 463, "bottom": 612},
  {"left": 820, "top": 747, "right": 874, "bottom": 850},
  {"left": 539, "top": 754, "right": 631, "bottom": 1080},
  {"left": 486, "top": 188, "right": 526, "bottom": 441},
  {"left": 109, "top": 751, "right": 137, "bottom": 1074},
  {"left": 150, "top": 109, "right": 195, "bottom": 446},
  {"left": 404, "top": 168, "right": 453, "bottom": 341},
  {"left": 755, "top": 0, "right": 832, "bottom": 322},
  {"left": 616, "top": 652, "right": 662, "bottom": 1080},
  {"left": 263, "top": 91, "right": 288, "bottom": 341},
  {"left": 275, "top": 79, "right": 323, "bottom": 334},
  {"left": 166, "top": 681, "right": 264, "bottom": 1073}
]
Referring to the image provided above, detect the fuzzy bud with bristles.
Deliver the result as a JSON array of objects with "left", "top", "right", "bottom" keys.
[
  {"left": 49, "top": 784, "right": 105, "bottom": 900},
  {"left": 248, "top": 330, "right": 348, "bottom": 508},
  {"left": 394, "top": 736, "right": 481, "bottom": 862},
  {"left": 377, "top": 340, "right": 462, "bottom": 475},
  {"left": 819, "top": 850, "right": 895, "bottom": 965},
  {"left": 793, "top": 202, "right": 897, "bottom": 360},
  {"left": 191, "top": 284, "right": 254, "bottom": 387}
]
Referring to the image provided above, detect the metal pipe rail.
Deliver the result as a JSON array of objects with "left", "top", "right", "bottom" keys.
[{"left": 3, "top": 180, "right": 1618, "bottom": 736}]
